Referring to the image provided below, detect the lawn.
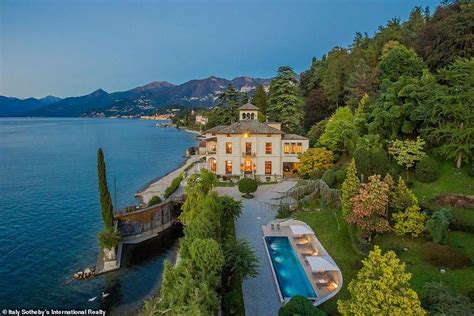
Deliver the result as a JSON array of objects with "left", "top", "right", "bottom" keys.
[
  {"left": 297, "top": 208, "right": 363, "bottom": 314},
  {"left": 293, "top": 159, "right": 474, "bottom": 314},
  {"left": 410, "top": 160, "right": 474, "bottom": 226}
]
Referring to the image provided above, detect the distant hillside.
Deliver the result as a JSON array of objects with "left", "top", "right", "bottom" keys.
[{"left": 0, "top": 76, "right": 270, "bottom": 117}]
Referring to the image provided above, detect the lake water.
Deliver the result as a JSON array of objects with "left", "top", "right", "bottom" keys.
[{"left": 0, "top": 118, "right": 195, "bottom": 313}]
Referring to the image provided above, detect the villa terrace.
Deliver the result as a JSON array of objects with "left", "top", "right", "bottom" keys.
[{"left": 262, "top": 219, "right": 343, "bottom": 306}]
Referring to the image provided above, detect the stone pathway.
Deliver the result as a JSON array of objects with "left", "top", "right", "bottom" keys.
[{"left": 216, "top": 181, "right": 297, "bottom": 316}]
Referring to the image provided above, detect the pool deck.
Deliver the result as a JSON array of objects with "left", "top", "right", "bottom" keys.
[
  {"left": 216, "top": 181, "right": 298, "bottom": 316},
  {"left": 262, "top": 220, "right": 343, "bottom": 305}
]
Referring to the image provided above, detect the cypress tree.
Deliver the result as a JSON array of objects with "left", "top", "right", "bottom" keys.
[
  {"left": 97, "top": 148, "right": 114, "bottom": 230},
  {"left": 341, "top": 158, "right": 361, "bottom": 217},
  {"left": 251, "top": 85, "right": 268, "bottom": 114}
]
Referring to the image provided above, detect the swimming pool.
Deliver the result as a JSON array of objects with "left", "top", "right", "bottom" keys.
[{"left": 264, "top": 236, "right": 317, "bottom": 300}]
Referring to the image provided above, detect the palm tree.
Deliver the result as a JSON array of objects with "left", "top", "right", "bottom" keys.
[{"left": 223, "top": 238, "right": 259, "bottom": 286}]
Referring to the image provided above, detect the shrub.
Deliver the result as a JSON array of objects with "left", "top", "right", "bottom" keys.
[
  {"left": 322, "top": 169, "right": 335, "bottom": 187},
  {"left": 415, "top": 157, "right": 439, "bottom": 183},
  {"left": 277, "top": 205, "right": 293, "bottom": 219},
  {"left": 421, "top": 282, "right": 473, "bottom": 315},
  {"left": 98, "top": 229, "right": 121, "bottom": 249},
  {"left": 425, "top": 209, "right": 453, "bottom": 243},
  {"left": 148, "top": 195, "right": 162, "bottom": 206},
  {"left": 164, "top": 173, "right": 183, "bottom": 198},
  {"left": 238, "top": 178, "right": 258, "bottom": 197},
  {"left": 421, "top": 243, "right": 471, "bottom": 269},
  {"left": 334, "top": 168, "right": 347, "bottom": 184},
  {"left": 279, "top": 295, "right": 327, "bottom": 316}
]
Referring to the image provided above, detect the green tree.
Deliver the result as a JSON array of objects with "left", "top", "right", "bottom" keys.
[
  {"left": 188, "top": 238, "right": 225, "bottom": 286},
  {"left": 400, "top": 6, "right": 427, "bottom": 48},
  {"left": 416, "top": 58, "right": 474, "bottom": 168},
  {"left": 415, "top": 1, "right": 474, "bottom": 70},
  {"left": 307, "top": 119, "right": 327, "bottom": 147},
  {"left": 425, "top": 209, "right": 453, "bottom": 244},
  {"left": 346, "top": 175, "right": 391, "bottom": 239},
  {"left": 320, "top": 47, "right": 351, "bottom": 107},
  {"left": 251, "top": 84, "right": 268, "bottom": 115},
  {"left": 223, "top": 238, "right": 259, "bottom": 286},
  {"left": 279, "top": 296, "right": 327, "bottom": 316},
  {"left": 422, "top": 282, "right": 474, "bottom": 315},
  {"left": 97, "top": 148, "right": 114, "bottom": 230},
  {"left": 147, "top": 195, "right": 162, "bottom": 206},
  {"left": 319, "top": 107, "right": 358, "bottom": 154},
  {"left": 297, "top": 148, "right": 334, "bottom": 177},
  {"left": 388, "top": 137, "right": 426, "bottom": 181},
  {"left": 393, "top": 205, "right": 427, "bottom": 238},
  {"left": 238, "top": 178, "right": 258, "bottom": 198},
  {"left": 267, "top": 66, "right": 304, "bottom": 134},
  {"left": 341, "top": 159, "right": 360, "bottom": 217},
  {"left": 390, "top": 177, "right": 418, "bottom": 211},
  {"left": 338, "top": 246, "right": 425, "bottom": 315},
  {"left": 206, "top": 84, "right": 243, "bottom": 127},
  {"left": 378, "top": 43, "right": 426, "bottom": 82},
  {"left": 303, "top": 88, "right": 331, "bottom": 131},
  {"left": 344, "top": 59, "right": 377, "bottom": 109}
]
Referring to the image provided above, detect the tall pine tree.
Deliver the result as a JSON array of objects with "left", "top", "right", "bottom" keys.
[
  {"left": 267, "top": 66, "right": 304, "bottom": 134},
  {"left": 251, "top": 85, "right": 268, "bottom": 114},
  {"left": 97, "top": 148, "right": 114, "bottom": 230}
]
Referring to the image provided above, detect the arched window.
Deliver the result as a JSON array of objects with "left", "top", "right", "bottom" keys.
[{"left": 251, "top": 113, "right": 255, "bottom": 120}]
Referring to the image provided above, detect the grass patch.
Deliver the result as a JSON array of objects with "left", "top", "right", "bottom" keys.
[
  {"left": 215, "top": 181, "right": 237, "bottom": 187},
  {"left": 411, "top": 160, "right": 474, "bottom": 227},
  {"left": 297, "top": 208, "right": 363, "bottom": 314}
]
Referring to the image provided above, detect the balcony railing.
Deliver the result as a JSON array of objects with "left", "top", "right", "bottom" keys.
[{"left": 242, "top": 152, "right": 256, "bottom": 157}]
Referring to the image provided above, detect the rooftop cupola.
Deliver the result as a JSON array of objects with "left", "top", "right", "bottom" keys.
[{"left": 238, "top": 103, "right": 259, "bottom": 121}]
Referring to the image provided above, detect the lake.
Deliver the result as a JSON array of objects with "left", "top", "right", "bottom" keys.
[{"left": 0, "top": 118, "right": 196, "bottom": 313}]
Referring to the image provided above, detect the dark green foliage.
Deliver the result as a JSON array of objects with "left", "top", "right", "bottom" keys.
[
  {"left": 223, "top": 238, "right": 259, "bottom": 283},
  {"left": 267, "top": 66, "right": 304, "bottom": 134},
  {"left": 344, "top": 59, "right": 377, "bottom": 109},
  {"left": 322, "top": 169, "right": 335, "bottom": 187},
  {"left": 415, "top": 1, "right": 474, "bottom": 70},
  {"left": 426, "top": 208, "right": 454, "bottom": 244},
  {"left": 307, "top": 119, "right": 327, "bottom": 147},
  {"left": 148, "top": 195, "right": 162, "bottom": 206},
  {"left": 320, "top": 47, "right": 351, "bottom": 107},
  {"left": 421, "top": 282, "right": 474, "bottom": 315},
  {"left": 279, "top": 295, "right": 327, "bottom": 316},
  {"left": 303, "top": 88, "right": 331, "bottom": 131},
  {"left": 98, "top": 229, "right": 121, "bottom": 249},
  {"left": 468, "top": 162, "right": 474, "bottom": 177},
  {"left": 251, "top": 84, "right": 268, "bottom": 114},
  {"left": 422, "top": 242, "right": 472, "bottom": 269},
  {"left": 238, "top": 178, "right": 258, "bottom": 196},
  {"left": 415, "top": 157, "right": 440, "bottom": 182},
  {"left": 353, "top": 147, "right": 390, "bottom": 179},
  {"left": 164, "top": 173, "right": 183, "bottom": 199},
  {"left": 207, "top": 84, "right": 245, "bottom": 128},
  {"left": 378, "top": 44, "right": 426, "bottom": 82},
  {"left": 334, "top": 169, "right": 347, "bottom": 185},
  {"left": 97, "top": 148, "right": 114, "bottom": 230},
  {"left": 277, "top": 205, "right": 293, "bottom": 219}
]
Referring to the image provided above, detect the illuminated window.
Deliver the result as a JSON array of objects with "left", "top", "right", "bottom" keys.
[
  {"left": 245, "top": 142, "right": 252, "bottom": 155},
  {"left": 284, "top": 143, "right": 289, "bottom": 154},
  {"left": 297, "top": 142, "right": 302, "bottom": 153},
  {"left": 290, "top": 143, "right": 296, "bottom": 154},
  {"left": 210, "top": 159, "right": 216, "bottom": 172},
  {"left": 265, "top": 161, "right": 272, "bottom": 175},
  {"left": 209, "top": 142, "right": 216, "bottom": 152},
  {"left": 225, "top": 160, "right": 232, "bottom": 174},
  {"left": 226, "top": 142, "right": 232, "bottom": 154},
  {"left": 265, "top": 142, "right": 272, "bottom": 154}
]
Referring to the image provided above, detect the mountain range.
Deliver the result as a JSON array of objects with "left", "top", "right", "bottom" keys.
[{"left": 0, "top": 76, "right": 270, "bottom": 117}]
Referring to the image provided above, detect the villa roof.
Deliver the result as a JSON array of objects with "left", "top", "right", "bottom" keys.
[
  {"left": 216, "top": 120, "right": 284, "bottom": 134},
  {"left": 282, "top": 133, "right": 308, "bottom": 140},
  {"left": 204, "top": 125, "right": 226, "bottom": 134},
  {"left": 238, "top": 103, "right": 260, "bottom": 111}
]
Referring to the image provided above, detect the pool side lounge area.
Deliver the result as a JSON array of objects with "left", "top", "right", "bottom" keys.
[{"left": 262, "top": 219, "right": 343, "bottom": 306}]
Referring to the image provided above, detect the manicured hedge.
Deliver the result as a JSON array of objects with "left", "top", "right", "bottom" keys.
[{"left": 164, "top": 173, "right": 184, "bottom": 199}]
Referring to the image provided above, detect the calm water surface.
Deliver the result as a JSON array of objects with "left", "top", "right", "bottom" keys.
[{"left": 0, "top": 118, "right": 195, "bottom": 313}]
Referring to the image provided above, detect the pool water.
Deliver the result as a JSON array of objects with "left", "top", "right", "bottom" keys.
[{"left": 265, "top": 236, "right": 317, "bottom": 300}]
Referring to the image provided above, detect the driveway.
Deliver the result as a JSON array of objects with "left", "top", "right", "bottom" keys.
[{"left": 216, "top": 181, "right": 296, "bottom": 316}]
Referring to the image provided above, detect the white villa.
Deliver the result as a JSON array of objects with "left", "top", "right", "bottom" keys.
[{"left": 200, "top": 103, "right": 309, "bottom": 181}]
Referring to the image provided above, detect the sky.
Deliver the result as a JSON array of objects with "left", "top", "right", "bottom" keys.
[{"left": 1, "top": 0, "right": 441, "bottom": 99}]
